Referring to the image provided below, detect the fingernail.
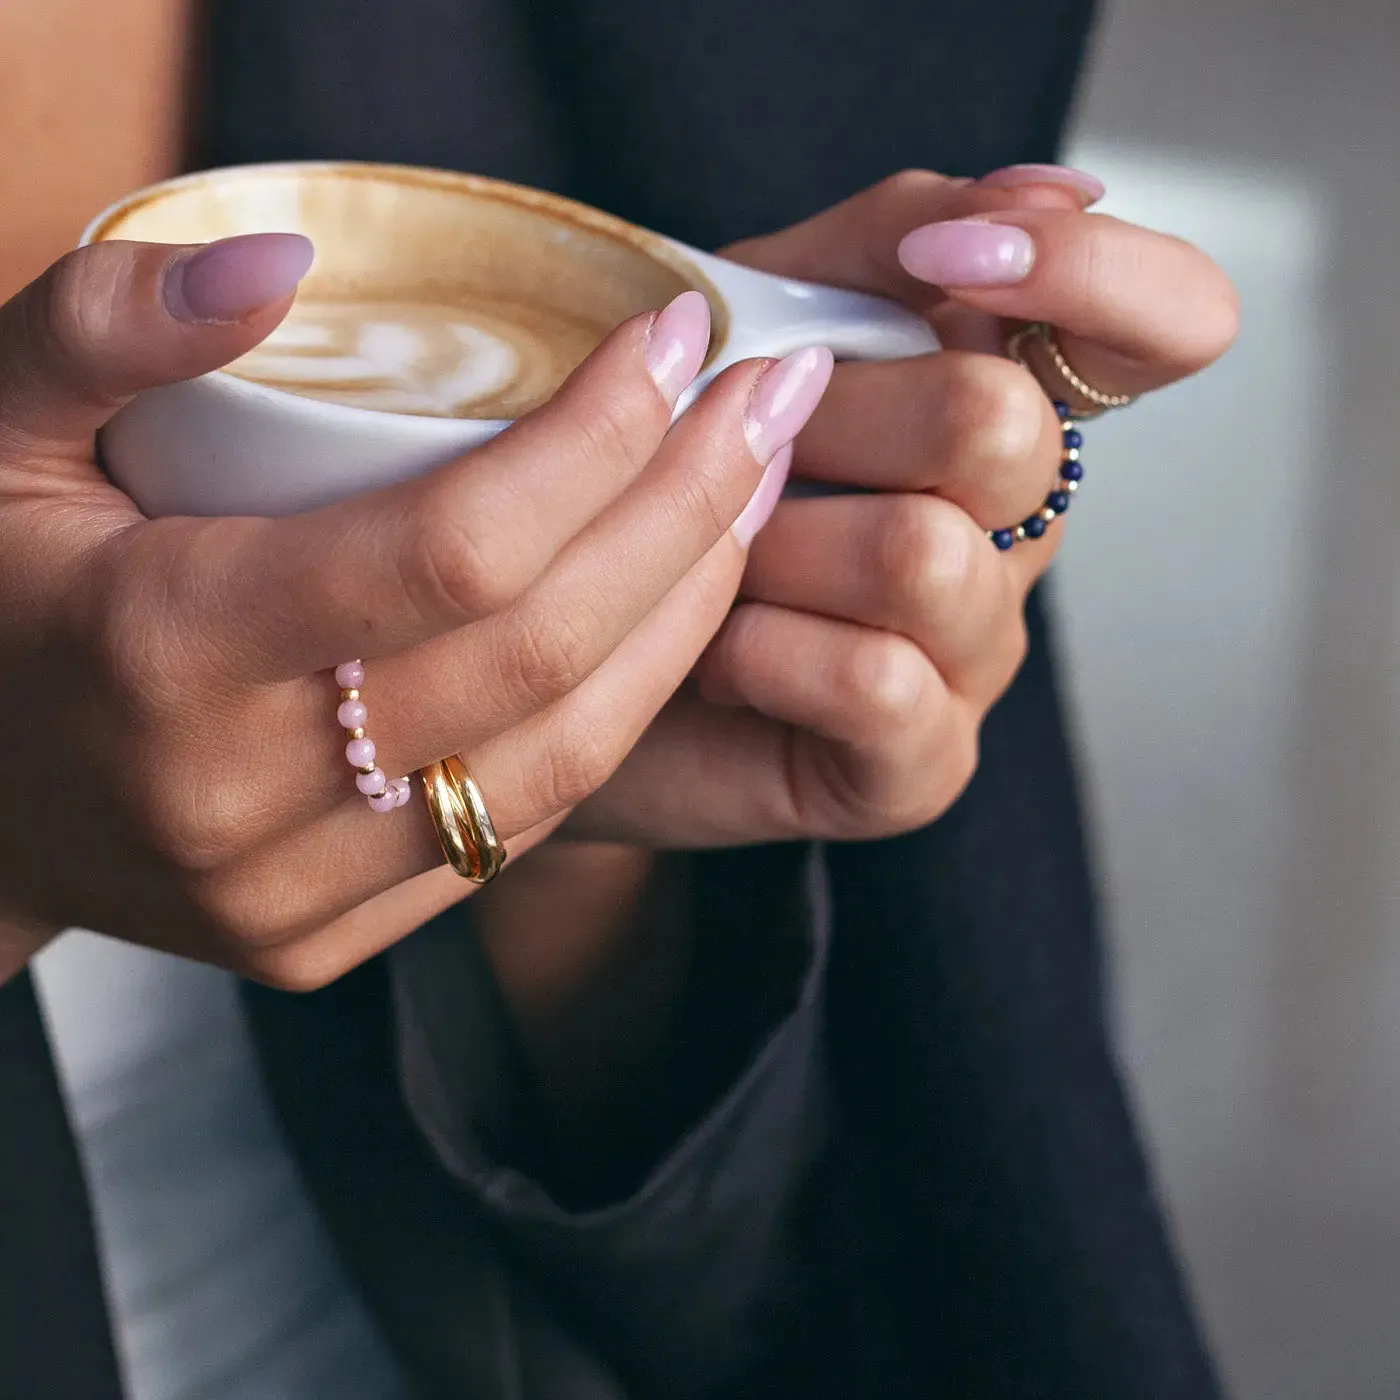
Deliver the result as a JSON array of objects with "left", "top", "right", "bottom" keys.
[
  {"left": 744, "top": 346, "right": 835, "bottom": 465},
  {"left": 979, "top": 163, "right": 1105, "bottom": 204},
  {"left": 897, "top": 220, "right": 1036, "bottom": 288},
  {"left": 732, "top": 443, "right": 793, "bottom": 547},
  {"left": 645, "top": 290, "right": 712, "bottom": 406},
  {"left": 164, "top": 232, "right": 315, "bottom": 323}
]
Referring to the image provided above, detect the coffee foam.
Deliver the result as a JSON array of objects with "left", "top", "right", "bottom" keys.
[
  {"left": 92, "top": 164, "right": 722, "bottom": 419},
  {"left": 224, "top": 295, "right": 603, "bottom": 418}
]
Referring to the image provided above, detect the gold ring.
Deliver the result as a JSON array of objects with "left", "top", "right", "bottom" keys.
[
  {"left": 420, "top": 754, "right": 506, "bottom": 884},
  {"left": 1006, "top": 321, "right": 1135, "bottom": 418}
]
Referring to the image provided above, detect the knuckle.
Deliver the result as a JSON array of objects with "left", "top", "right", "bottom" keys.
[
  {"left": 88, "top": 601, "right": 173, "bottom": 714},
  {"left": 1191, "top": 265, "right": 1242, "bottom": 365},
  {"left": 945, "top": 717, "right": 981, "bottom": 798},
  {"left": 240, "top": 943, "right": 342, "bottom": 994},
  {"left": 38, "top": 252, "right": 122, "bottom": 390},
  {"left": 668, "top": 452, "right": 738, "bottom": 543},
  {"left": 980, "top": 610, "right": 1036, "bottom": 705},
  {"left": 880, "top": 496, "right": 974, "bottom": 625},
  {"left": 1003, "top": 611, "right": 1031, "bottom": 681},
  {"left": 842, "top": 633, "right": 928, "bottom": 730},
  {"left": 498, "top": 602, "right": 595, "bottom": 711},
  {"left": 938, "top": 354, "right": 1045, "bottom": 474},
  {"left": 407, "top": 503, "right": 517, "bottom": 622},
  {"left": 536, "top": 706, "right": 619, "bottom": 812},
  {"left": 140, "top": 779, "right": 262, "bottom": 873},
  {"left": 876, "top": 169, "right": 947, "bottom": 205},
  {"left": 187, "top": 874, "right": 293, "bottom": 951},
  {"left": 83, "top": 527, "right": 227, "bottom": 709},
  {"left": 569, "top": 389, "right": 654, "bottom": 481}
]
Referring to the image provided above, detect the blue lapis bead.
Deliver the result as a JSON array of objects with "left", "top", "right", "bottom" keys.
[
  {"left": 1060, "top": 459, "right": 1084, "bottom": 482},
  {"left": 1023, "top": 515, "right": 1048, "bottom": 540},
  {"left": 1046, "top": 490, "right": 1070, "bottom": 513},
  {"left": 1063, "top": 427, "right": 1083, "bottom": 450},
  {"left": 991, "top": 528, "right": 1016, "bottom": 551},
  {"left": 1054, "top": 400, "right": 1072, "bottom": 420}
]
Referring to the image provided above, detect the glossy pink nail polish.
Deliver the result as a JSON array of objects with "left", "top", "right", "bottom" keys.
[
  {"left": 163, "top": 232, "right": 315, "bottom": 323},
  {"left": 644, "top": 290, "right": 712, "bottom": 406},
  {"left": 733, "top": 443, "right": 793, "bottom": 546},
  {"left": 979, "top": 163, "right": 1105, "bottom": 204},
  {"left": 743, "top": 346, "right": 835, "bottom": 465},
  {"left": 897, "top": 220, "right": 1035, "bottom": 288}
]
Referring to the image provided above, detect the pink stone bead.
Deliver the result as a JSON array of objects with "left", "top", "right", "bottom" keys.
[
  {"left": 367, "top": 789, "right": 398, "bottom": 813},
  {"left": 338, "top": 699, "right": 368, "bottom": 729},
  {"left": 335, "top": 661, "right": 365, "bottom": 689},
  {"left": 389, "top": 777, "right": 412, "bottom": 807},
  {"left": 345, "top": 737, "right": 377, "bottom": 768},
  {"left": 356, "top": 767, "right": 388, "bottom": 797}
]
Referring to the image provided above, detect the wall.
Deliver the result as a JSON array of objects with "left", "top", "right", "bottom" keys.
[{"left": 1058, "top": 2, "right": 1400, "bottom": 1394}]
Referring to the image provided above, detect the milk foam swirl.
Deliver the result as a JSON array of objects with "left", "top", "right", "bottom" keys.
[{"left": 226, "top": 297, "right": 605, "bottom": 419}]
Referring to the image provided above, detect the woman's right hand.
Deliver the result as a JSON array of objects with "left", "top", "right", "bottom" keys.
[{"left": 0, "top": 235, "right": 827, "bottom": 988}]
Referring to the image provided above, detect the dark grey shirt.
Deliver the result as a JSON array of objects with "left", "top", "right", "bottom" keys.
[{"left": 387, "top": 846, "right": 831, "bottom": 1397}]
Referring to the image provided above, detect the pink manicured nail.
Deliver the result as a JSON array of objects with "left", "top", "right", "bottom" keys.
[
  {"left": 897, "top": 220, "right": 1035, "bottom": 287},
  {"left": 733, "top": 443, "right": 793, "bottom": 546},
  {"left": 744, "top": 346, "right": 835, "bottom": 465},
  {"left": 645, "top": 290, "right": 712, "bottom": 406},
  {"left": 164, "top": 232, "right": 315, "bottom": 323},
  {"left": 979, "top": 164, "right": 1105, "bottom": 204}
]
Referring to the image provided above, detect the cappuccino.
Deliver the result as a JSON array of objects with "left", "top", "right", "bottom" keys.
[
  {"left": 83, "top": 161, "right": 938, "bottom": 518},
  {"left": 88, "top": 163, "right": 719, "bottom": 420},
  {"left": 227, "top": 294, "right": 609, "bottom": 419}
]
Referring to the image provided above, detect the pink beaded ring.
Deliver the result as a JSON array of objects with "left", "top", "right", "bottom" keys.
[{"left": 334, "top": 661, "right": 412, "bottom": 813}]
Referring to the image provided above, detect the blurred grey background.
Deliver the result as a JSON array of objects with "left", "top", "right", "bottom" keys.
[
  {"left": 1059, "top": 0, "right": 1400, "bottom": 1394},
  {"left": 32, "top": 1, "right": 1400, "bottom": 1396}
]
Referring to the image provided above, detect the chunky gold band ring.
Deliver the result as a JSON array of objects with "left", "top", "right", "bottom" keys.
[
  {"left": 420, "top": 755, "right": 506, "bottom": 884},
  {"left": 1006, "top": 321, "right": 1136, "bottom": 418}
]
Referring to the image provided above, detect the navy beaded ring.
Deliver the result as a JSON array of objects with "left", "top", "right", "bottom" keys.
[{"left": 986, "top": 400, "right": 1083, "bottom": 552}]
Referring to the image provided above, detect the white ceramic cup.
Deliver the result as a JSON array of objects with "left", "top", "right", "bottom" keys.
[{"left": 80, "top": 162, "right": 939, "bottom": 519}]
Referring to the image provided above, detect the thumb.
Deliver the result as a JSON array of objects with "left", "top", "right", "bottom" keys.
[
  {"left": 720, "top": 169, "right": 1087, "bottom": 314},
  {"left": 0, "top": 233, "right": 313, "bottom": 454}
]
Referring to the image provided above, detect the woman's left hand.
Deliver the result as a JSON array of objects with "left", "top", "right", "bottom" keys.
[{"left": 566, "top": 165, "right": 1239, "bottom": 846}]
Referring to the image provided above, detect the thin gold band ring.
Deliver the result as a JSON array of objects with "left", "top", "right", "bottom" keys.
[{"left": 1006, "top": 321, "right": 1136, "bottom": 418}]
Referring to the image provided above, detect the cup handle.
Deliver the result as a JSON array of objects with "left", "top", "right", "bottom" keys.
[{"left": 679, "top": 243, "right": 940, "bottom": 366}]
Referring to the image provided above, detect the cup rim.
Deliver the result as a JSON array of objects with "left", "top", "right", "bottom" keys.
[{"left": 80, "top": 159, "right": 731, "bottom": 428}]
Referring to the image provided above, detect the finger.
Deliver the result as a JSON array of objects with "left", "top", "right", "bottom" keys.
[
  {"left": 194, "top": 529, "right": 748, "bottom": 957},
  {"left": 693, "top": 603, "right": 974, "bottom": 835},
  {"left": 235, "top": 814, "right": 570, "bottom": 992},
  {"left": 794, "top": 350, "right": 1064, "bottom": 528},
  {"left": 191, "top": 292, "right": 726, "bottom": 680},
  {"left": 166, "top": 350, "right": 824, "bottom": 860},
  {"left": 381, "top": 363, "right": 823, "bottom": 751},
  {"left": 741, "top": 493, "right": 1029, "bottom": 704},
  {"left": 895, "top": 208, "right": 1240, "bottom": 396},
  {"left": 721, "top": 168, "right": 1092, "bottom": 314},
  {"left": 0, "top": 236, "right": 312, "bottom": 457},
  {"left": 135, "top": 403, "right": 785, "bottom": 869}
]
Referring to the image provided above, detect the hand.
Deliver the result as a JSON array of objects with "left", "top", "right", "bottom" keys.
[
  {"left": 0, "top": 236, "right": 833, "bottom": 988},
  {"left": 567, "top": 166, "right": 1238, "bottom": 846}
]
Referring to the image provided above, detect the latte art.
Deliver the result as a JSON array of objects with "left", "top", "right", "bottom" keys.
[{"left": 226, "top": 296, "right": 610, "bottom": 419}]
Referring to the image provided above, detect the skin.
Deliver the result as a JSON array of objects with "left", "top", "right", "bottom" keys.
[{"left": 0, "top": 1, "right": 1237, "bottom": 1185}]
